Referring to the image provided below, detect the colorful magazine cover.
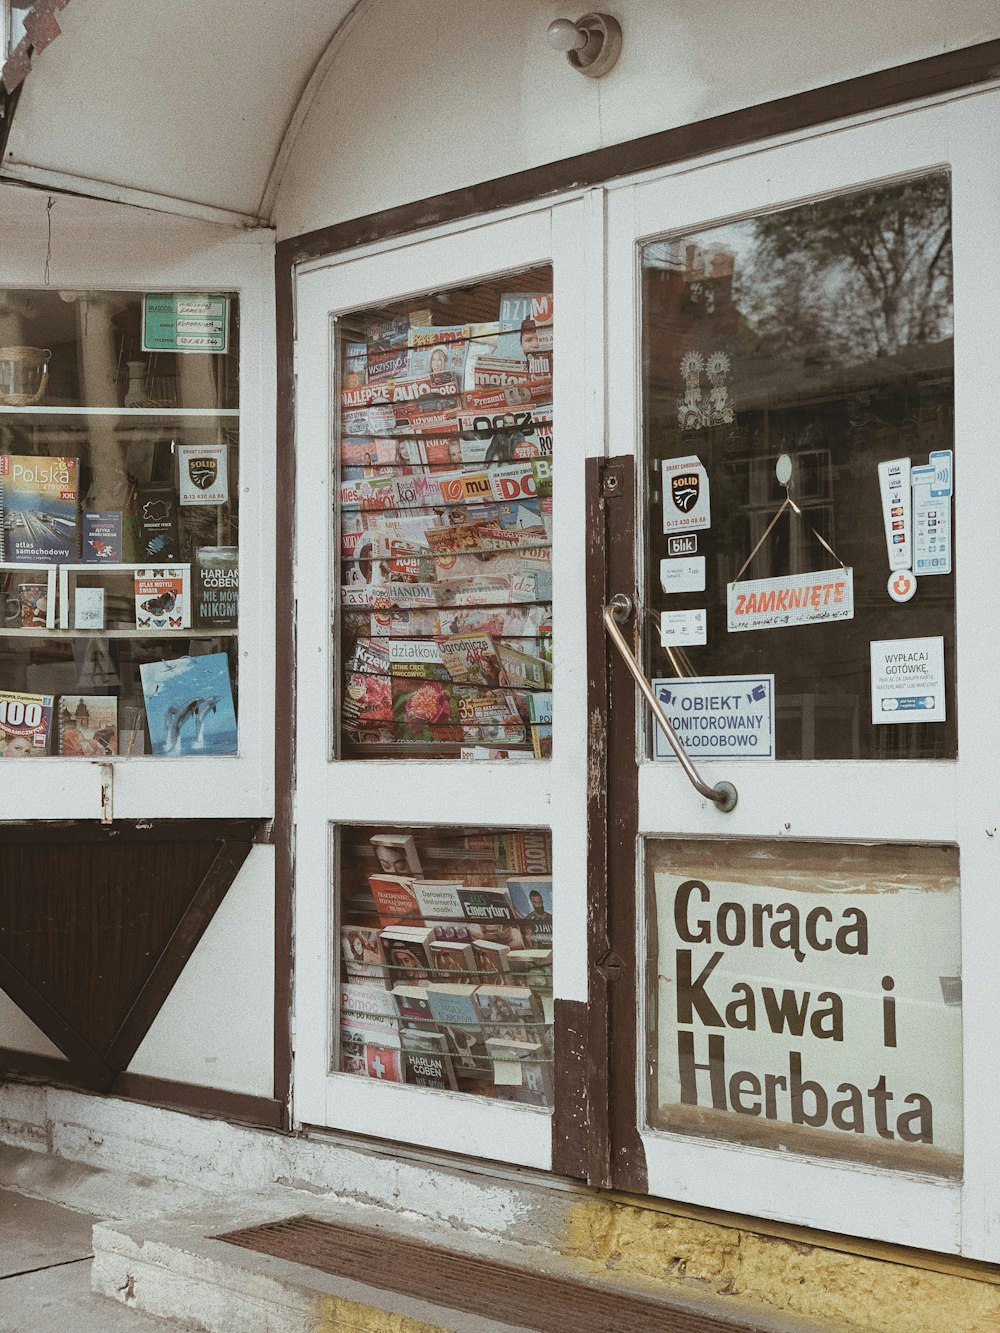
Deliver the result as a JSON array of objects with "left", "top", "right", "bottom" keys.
[
  {"left": 0, "top": 690, "right": 53, "bottom": 756},
  {"left": 57, "top": 695, "right": 118, "bottom": 757},
  {"left": 139, "top": 653, "right": 237, "bottom": 756},
  {"left": 81, "top": 511, "right": 123, "bottom": 563},
  {"left": 0, "top": 455, "right": 79, "bottom": 563},
  {"left": 507, "top": 876, "right": 553, "bottom": 948},
  {"left": 135, "top": 567, "right": 190, "bottom": 630}
]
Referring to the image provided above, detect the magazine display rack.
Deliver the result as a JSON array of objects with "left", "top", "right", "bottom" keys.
[
  {"left": 0, "top": 289, "right": 240, "bottom": 759},
  {"left": 336, "top": 267, "right": 553, "bottom": 760},
  {"left": 338, "top": 824, "right": 554, "bottom": 1106}
]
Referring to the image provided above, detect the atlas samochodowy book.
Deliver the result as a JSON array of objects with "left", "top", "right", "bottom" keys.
[
  {"left": 0, "top": 455, "right": 79, "bottom": 563},
  {"left": 139, "top": 653, "right": 237, "bottom": 756}
]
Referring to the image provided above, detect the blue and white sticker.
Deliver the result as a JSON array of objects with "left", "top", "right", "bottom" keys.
[
  {"left": 870, "top": 637, "right": 946, "bottom": 725},
  {"left": 912, "top": 463, "right": 952, "bottom": 577},
  {"left": 651, "top": 675, "right": 775, "bottom": 760},
  {"left": 877, "top": 457, "right": 912, "bottom": 572}
]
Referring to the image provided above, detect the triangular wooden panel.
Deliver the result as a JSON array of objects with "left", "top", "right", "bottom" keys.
[{"left": 0, "top": 820, "right": 258, "bottom": 1090}]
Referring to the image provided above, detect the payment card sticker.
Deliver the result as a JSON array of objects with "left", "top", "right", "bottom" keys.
[{"left": 870, "top": 636, "right": 946, "bottom": 725}]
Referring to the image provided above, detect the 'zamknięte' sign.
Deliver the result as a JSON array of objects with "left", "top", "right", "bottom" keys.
[
  {"left": 727, "top": 568, "right": 854, "bottom": 632},
  {"left": 649, "top": 841, "right": 961, "bottom": 1174}
]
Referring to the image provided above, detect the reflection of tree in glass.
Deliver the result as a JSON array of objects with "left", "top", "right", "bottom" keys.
[{"left": 735, "top": 175, "right": 951, "bottom": 363}]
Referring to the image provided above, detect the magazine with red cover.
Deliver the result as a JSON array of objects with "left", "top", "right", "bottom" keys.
[{"left": 368, "top": 875, "right": 423, "bottom": 926}]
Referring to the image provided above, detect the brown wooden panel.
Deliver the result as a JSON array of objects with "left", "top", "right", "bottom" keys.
[
  {"left": 218, "top": 1214, "right": 777, "bottom": 1332},
  {"left": 0, "top": 821, "right": 258, "bottom": 1091}
]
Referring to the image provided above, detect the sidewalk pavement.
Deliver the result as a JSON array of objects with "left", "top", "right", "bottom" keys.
[{"left": 0, "top": 1189, "right": 191, "bottom": 1332}]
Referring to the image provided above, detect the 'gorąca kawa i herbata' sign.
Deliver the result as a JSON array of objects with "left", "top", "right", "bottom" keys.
[
  {"left": 727, "top": 568, "right": 853, "bottom": 632},
  {"left": 651, "top": 842, "right": 961, "bottom": 1172}
]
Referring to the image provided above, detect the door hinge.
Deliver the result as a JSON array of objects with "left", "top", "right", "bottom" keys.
[
  {"left": 600, "top": 460, "right": 627, "bottom": 499},
  {"left": 596, "top": 948, "right": 626, "bottom": 981}
]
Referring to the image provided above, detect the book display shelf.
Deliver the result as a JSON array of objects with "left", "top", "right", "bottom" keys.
[
  {"left": 336, "top": 266, "right": 553, "bottom": 760},
  {"left": 337, "top": 824, "right": 554, "bottom": 1106},
  {"left": 0, "top": 290, "right": 240, "bottom": 759}
]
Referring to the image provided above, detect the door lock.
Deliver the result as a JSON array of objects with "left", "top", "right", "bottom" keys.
[{"left": 596, "top": 949, "right": 626, "bottom": 981}]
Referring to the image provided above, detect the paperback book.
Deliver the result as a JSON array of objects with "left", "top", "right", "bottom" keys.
[
  {"left": 135, "top": 567, "right": 190, "bottom": 630},
  {"left": 0, "top": 455, "right": 79, "bottom": 563},
  {"left": 507, "top": 877, "right": 553, "bottom": 948},
  {"left": 193, "top": 546, "right": 238, "bottom": 628},
  {"left": 0, "top": 690, "right": 53, "bottom": 756},
  {"left": 82, "top": 511, "right": 123, "bottom": 563},
  {"left": 137, "top": 481, "right": 179, "bottom": 560},
  {"left": 56, "top": 695, "right": 117, "bottom": 756},
  {"left": 139, "top": 652, "right": 237, "bottom": 756}
]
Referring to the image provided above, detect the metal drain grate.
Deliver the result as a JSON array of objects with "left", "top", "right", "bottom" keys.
[{"left": 217, "top": 1214, "right": 776, "bottom": 1332}]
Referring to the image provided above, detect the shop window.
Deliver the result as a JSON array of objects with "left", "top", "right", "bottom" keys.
[
  {"left": 641, "top": 172, "right": 954, "bottom": 760},
  {"left": 336, "top": 824, "right": 553, "bottom": 1106},
  {"left": 0, "top": 291, "right": 239, "bottom": 758},
  {"left": 334, "top": 268, "right": 553, "bottom": 760}
]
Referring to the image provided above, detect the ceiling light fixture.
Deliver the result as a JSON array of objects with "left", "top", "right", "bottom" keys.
[{"left": 546, "top": 12, "right": 622, "bottom": 78}]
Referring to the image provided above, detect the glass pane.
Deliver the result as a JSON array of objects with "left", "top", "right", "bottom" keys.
[
  {"left": 0, "top": 291, "right": 240, "bottom": 758},
  {"left": 334, "top": 269, "right": 553, "bottom": 760},
  {"left": 641, "top": 173, "right": 954, "bottom": 759},
  {"left": 336, "top": 823, "right": 553, "bottom": 1107},
  {"left": 645, "top": 838, "right": 961, "bottom": 1177}
]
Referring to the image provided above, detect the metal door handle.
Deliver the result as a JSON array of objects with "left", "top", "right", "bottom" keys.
[{"left": 603, "top": 593, "right": 737, "bottom": 813}]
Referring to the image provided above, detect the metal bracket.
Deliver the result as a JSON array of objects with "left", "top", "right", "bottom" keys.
[{"left": 98, "top": 762, "right": 113, "bottom": 825}]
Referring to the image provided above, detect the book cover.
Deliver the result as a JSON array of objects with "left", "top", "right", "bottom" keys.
[
  {"left": 400, "top": 1027, "right": 458, "bottom": 1090},
  {"left": 507, "top": 949, "right": 553, "bottom": 994},
  {"left": 368, "top": 874, "right": 422, "bottom": 926},
  {"left": 439, "top": 633, "right": 504, "bottom": 687},
  {"left": 429, "top": 940, "right": 476, "bottom": 984},
  {"left": 135, "top": 567, "right": 190, "bottom": 630},
  {"left": 472, "top": 939, "right": 510, "bottom": 981},
  {"left": 73, "top": 587, "right": 105, "bottom": 631},
  {"left": 390, "top": 984, "right": 437, "bottom": 1029},
  {"left": 458, "top": 888, "right": 516, "bottom": 929},
  {"left": 365, "top": 1045, "right": 404, "bottom": 1082},
  {"left": 341, "top": 924, "right": 387, "bottom": 983},
  {"left": 496, "top": 644, "right": 548, "bottom": 693},
  {"left": 341, "top": 980, "right": 396, "bottom": 1024},
  {"left": 474, "top": 984, "right": 546, "bottom": 1045},
  {"left": 57, "top": 695, "right": 117, "bottom": 757},
  {"left": 178, "top": 443, "right": 229, "bottom": 505},
  {"left": 339, "top": 1013, "right": 399, "bottom": 1076},
  {"left": 425, "top": 983, "right": 485, "bottom": 1067},
  {"left": 139, "top": 652, "right": 237, "bottom": 756},
  {"left": 137, "top": 481, "right": 179, "bottom": 560},
  {"left": 412, "top": 880, "right": 464, "bottom": 921},
  {"left": 369, "top": 833, "right": 422, "bottom": 878},
  {"left": 452, "top": 686, "right": 525, "bottom": 745},
  {"left": 507, "top": 877, "right": 553, "bottom": 948},
  {"left": 391, "top": 678, "right": 462, "bottom": 743},
  {"left": 193, "top": 546, "right": 238, "bottom": 628},
  {"left": 380, "top": 925, "right": 435, "bottom": 984},
  {"left": 527, "top": 690, "right": 553, "bottom": 759},
  {"left": 0, "top": 691, "right": 53, "bottom": 756},
  {"left": 343, "top": 640, "right": 392, "bottom": 724},
  {"left": 498, "top": 831, "right": 551, "bottom": 876},
  {"left": 0, "top": 455, "right": 79, "bottom": 563},
  {"left": 82, "top": 511, "right": 123, "bottom": 563}
]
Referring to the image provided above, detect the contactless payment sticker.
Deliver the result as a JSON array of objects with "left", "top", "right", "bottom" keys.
[
  {"left": 662, "top": 456, "right": 711, "bottom": 534},
  {"left": 877, "top": 457, "right": 912, "bottom": 572},
  {"left": 870, "top": 636, "right": 946, "bottom": 725},
  {"left": 659, "top": 556, "right": 705, "bottom": 594},
  {"left": 912, "top": 463, "right": 952, "bottom": 577},
  {"left": 660, "top": 609, "right": 707, "bottom": 647}
]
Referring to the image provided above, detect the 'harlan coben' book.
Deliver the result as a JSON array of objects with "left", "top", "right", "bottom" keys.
[
  {"left": 193, "top": 546, "right": 238, "bottom": 628},
  {"left": 0, "top": 455, "right": 79, "bottom": 563},
  {"left": 57, "top": 695, "right": 117, "bottom": 756},
  {"left": 139, "top": 653, "right": 237, "bottom": 756},
  {"left": 0, "top": 691, "right": 53, "bottom": 756}
]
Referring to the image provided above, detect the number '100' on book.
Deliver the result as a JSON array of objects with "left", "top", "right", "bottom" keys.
[{"left": 139, "top": 653, "right": 237, "bottom": 756}]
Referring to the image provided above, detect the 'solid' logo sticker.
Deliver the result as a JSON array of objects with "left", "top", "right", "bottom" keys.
[
  {"left": 187, "top": 456, "right": 218, "bottom": 491},
  {"left": 662, "top": 455, "right": 711, "bottom": 534}
]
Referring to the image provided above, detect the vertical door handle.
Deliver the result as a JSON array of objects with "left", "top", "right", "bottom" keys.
[{"left": 603, "top": 594, "right": 737, "bottom": 813}]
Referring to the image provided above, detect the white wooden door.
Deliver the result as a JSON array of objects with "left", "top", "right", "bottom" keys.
[
  {"left": 292, "top": 199, "right": 596, "bottom": 1169},
  {"left": 604, "top": 90, "right": 1000, "bottom": 1257}
]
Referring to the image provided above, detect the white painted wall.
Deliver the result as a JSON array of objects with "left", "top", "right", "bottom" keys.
[
  {"left": 0, "top": 989, "right": 65, "bottom": 1059},
  {"left": 274, "top": 0, "right": 1000, "bottom": 237},
  {"left": 127, "top": 847, "right": 275, "bottom": 1098}
]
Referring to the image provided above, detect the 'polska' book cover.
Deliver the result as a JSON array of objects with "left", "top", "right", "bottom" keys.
[
  {"left": 139, "top": 652, "right": 237, "bottom": 756},
  {"left": 0, "top": 455, "right": 79, "bottom": 563}
]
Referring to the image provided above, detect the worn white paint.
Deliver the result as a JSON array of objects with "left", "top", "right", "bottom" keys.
[
  {"left": 0, "top": 990, "right": 65, "bottom": 1059},
  {"left": 127, "top": 847, "right": 275, "bottom": 1098},
  {"left": 273, "top": 0, "right": 1000, "bottom": 237}
]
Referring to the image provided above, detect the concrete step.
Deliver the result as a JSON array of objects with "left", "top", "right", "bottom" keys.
[{"left": 91, "top": 1185, "right": 823, "bottom": 1333}]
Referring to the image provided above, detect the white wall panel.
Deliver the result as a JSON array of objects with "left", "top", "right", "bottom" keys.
[{"left": 0, "top": 989, "right": 66, "bottom": 1059}]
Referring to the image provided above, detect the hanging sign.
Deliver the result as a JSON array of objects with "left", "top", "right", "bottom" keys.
[
  {"left": 870, "top": 636, "right": 946, "bottom": 725},
  {"left": 142, "top": 294, "right": 230, "bottom": 353},
  {"left": 662, "top": 455, "right": 711, "bottom": 534},
  {"left": 652, "top": 675, "right": 775, "bottom": 760},
  {"left": 877, "top": 458, "right": 912, "bottom": 572},
  {"left": 727, "top": 568, "right": 853, "bottom": 633}
]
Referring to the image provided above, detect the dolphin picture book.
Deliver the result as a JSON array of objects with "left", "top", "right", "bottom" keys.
[{"left": 139, "top": 652, "right": 237, "bottom": 756}]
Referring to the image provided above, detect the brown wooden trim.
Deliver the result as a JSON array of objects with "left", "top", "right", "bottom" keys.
[
  {"left": 111, "top": 1072, "right": 285, "bottom": 1130},
  {"left": 219, "top": 1214, "right": 765, "bottom": 1332},
  {"left": 0, "top": 1046, "right": 71, "bottom": 1082},
  {"left": 550, "top": 998, "right": 590, "bottom": 1180},
  {"left": 0, "top": 819, "right": 260, "bottom": 845},
  {"left": 600, "top": 456, "right": 647, "bottom": 1195},
  {"left": 103, "top": 839, "right": 254, "bottom": 1072},
  {"left": 276, "top": 40, "right": 1000, "bottom": 267},
  {"left": 0, "top": 955, "right": 112, "bottom": 1089},
  {"left": 272, "top": 250, "right": 295, "bottom": 1112}
]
